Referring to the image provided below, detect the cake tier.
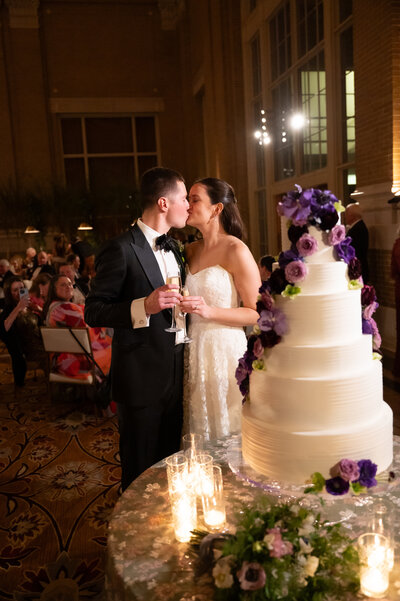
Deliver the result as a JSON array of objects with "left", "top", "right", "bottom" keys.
[
  {"left": 275, "top": 289, "right": 362, "bottom": 345},
  {"left": 300, "top": 261, "right": 348, "bottom": 294},
  {"left": 264, "top": 335, "right": 372, "bottom": 378},
  {"left": 242, "top": 401, "right": 393, "bottom": 484},
  {"left": 249, "top": 359, "right": 382, "bottom": 429}
]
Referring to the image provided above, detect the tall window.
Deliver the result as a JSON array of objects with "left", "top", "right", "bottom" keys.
[
  {"left": 270, "top": 2, "right": 291, "bottom": 81},
  {"left": 297, "top": 0, "right": 324, "bottom": 58},
  {"left": 340, "top": 27, "right": 355, "bottom": 163},
  {"left": 60, "top": 116, "right": 158, "bottom": 191},
  {"left": 299, "top": 50, "right": 327, "bottom": 172},
  {"left": 272, "top": 78, "right": 295, "bottom": 180}
]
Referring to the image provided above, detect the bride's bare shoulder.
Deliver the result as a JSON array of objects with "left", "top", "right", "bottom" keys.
[{"left": 185, "top": 240, "right": 203, "bottom": 260}]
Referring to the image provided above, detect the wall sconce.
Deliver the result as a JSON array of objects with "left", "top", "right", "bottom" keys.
[
  {"left": 24, "top": 226, "right": 40, "bottom": 234},
  {"left": 77, "top": 223, "right": 93, "bottom": 231}
]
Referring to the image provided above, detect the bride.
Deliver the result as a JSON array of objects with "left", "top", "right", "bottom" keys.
[{"left": 180, "top": 177, "right": 260, "bottom": 440}]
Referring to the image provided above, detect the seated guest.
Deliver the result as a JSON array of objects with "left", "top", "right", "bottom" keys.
[
  {"left": 43, "top": 274, "right": 111, "bottom": 379},
  {"left": 0, "top": 259, "right": 14, "bottom": 309},
  {"left": 24, "top": 247, "right": 38, "bottom": 279},
  {"left": 31, "top": 251, "right": 56, "bottom": 280},
  {"left": 65, "top": 253, "right": 90, "bottom": 296},
  {"left": 259, "top": 255, "right": 275, "bottom": 282},
  {"left": 58, "top": 264, "right": 86, "bottom": 304},
  {"left": 29, "top": 272, "right": 52, "bottom": 320},
  {"left": 71, "top": 236, "right": 95, "bottom": 280},
  {"left": 0, "top": 276, "right": 45, "bottom": 387}
]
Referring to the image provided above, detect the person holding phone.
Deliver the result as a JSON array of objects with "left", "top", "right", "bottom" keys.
[{"left": 0, "top": 276, "right": 45, "bottom": 387}]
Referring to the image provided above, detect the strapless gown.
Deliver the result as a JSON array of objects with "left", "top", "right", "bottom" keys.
[{"left": 183, "top": 265, "right": 247, "bottom": 440}]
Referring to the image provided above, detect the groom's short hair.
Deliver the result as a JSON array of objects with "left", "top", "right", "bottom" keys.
[{"left": 140, "top": 167, "right": 185, "bottom": 211}]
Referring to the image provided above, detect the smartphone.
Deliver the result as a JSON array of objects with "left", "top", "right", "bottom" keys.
[{"left": 19, "top": 287, "right": 29, "bottom": 299}]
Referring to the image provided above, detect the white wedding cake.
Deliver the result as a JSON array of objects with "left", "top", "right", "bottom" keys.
[{"left": 240, "top": 191, "right": 393, "bottom": 485}]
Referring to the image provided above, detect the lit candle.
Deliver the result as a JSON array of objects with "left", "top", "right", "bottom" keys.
[
  {"left": 171, "top": 494, "right": 197, "bottom": 543},
  {"left": 204, "top": 508, "right": 226, "bottom": 528},
  {"left": 359, "top": 534, "right": 391, "bottom": 599}
]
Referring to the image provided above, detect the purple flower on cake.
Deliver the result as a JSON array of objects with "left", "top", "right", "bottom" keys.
[
  {"left": 253, "top": 337, "right": 264, "bottom": 359},
  {"left": 237, "top": 562, "right": 266, "bottom": 591},
  {"left": 330, "top": 459, "right": 360, "bottom": 482},
  {"left": 235, "top": 357, "right": 250, "bottom": 387},
  {"left": 256, "top": 290, "right": 274, "bottom": 314},
  {"left": 285, "top": 260, "right": 308, "bottom": 283},
  {"left": 348, "top": 257, "right": 362, "bottom": 280},
  {"left": 363, "top": 301, "right": 379, "bottom": 320},
  {"left": 334, "top": 237, "right": 356, "bottom": 264},
  {"left": 328, "top": 224, "right": 346, "bottom": 246},
  {"left": 278, "top": 185, "right": 312, "bottom": 226},
  {"left": 279, "top": 249, "right": 300, "bottom": 268},
  {"left": 318, "top": 205, "right": 339, "bottom": 231},
  {"left": 288, "top": 224, "right": 309, "bottom": 245},
  {"left": 361, "top": 285, "right": 377, "bottom": 307},
  {"left": 324, "top": 476, "right": 350, "bottom": 496},
  {"left": 357, "top": 459, "right": 378, "bottom": 488},
  {"left": 260, "top": 330, "right": 281, "bottom": 348},
  {"left": 264, "top": 528, "right": 293, "bottom": 558},
  {"left": 296, "top": 233, "right": 318, "bottom": 257},
  {"left": 258, "top": 308, "right": 287, "bottom": 337}
]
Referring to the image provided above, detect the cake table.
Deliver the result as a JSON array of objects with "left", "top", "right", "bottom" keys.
[{"left": 105, "top": 436, "right": 400, "bottom": 601}]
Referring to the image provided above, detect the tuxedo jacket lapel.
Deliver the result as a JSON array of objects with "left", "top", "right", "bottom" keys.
[{"left": 129, "top": 224, "right": 165, "bottom": 291}]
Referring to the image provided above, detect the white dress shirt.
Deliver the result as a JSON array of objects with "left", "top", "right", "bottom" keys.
[{"left": 130, "top": 219, "right": 184, "bottom": 343}]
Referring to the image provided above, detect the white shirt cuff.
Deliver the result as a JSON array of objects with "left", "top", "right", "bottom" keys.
[{"left": 130, "top": 298, "right": 150, "bottom": 329}]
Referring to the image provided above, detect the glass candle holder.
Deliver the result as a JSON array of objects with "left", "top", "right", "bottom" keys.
[
  {"left": 202, "top": 464, "right": 226, "bottom": 530},
  {"left": 369, "top": 498, "right": 395, "bottom": 570},
  {"left": 182, "top": 433, "right": 204, "bottom": 453},
  {"left": 170, "top": 486, "right": 197, "bottom": 543},
  {"left": 165, "top": 452, "right": 188, "bottom": 496},
  {"left": 358, "top": 533, "right": 392, "bottom": 598},
  {"left": 186, "top": 452, "right": 213, "bottom": 497}
]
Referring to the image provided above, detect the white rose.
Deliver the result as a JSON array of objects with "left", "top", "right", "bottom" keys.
[
  {"left": 304, "top": 555, "right": 319, "bottom": 577},
  {"left": 299, "top": 537, "right": 313, "bottom": 554},
  {"left": 263, "top": 533, "right": 275, "bottom": 550},
  {"left": 298, "top": 514, "right": 315, "bottom": 536},
  {"left": 212, "top": 559, "right": 234, "bottom": 589}
]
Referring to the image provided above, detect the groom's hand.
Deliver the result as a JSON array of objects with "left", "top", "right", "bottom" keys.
[{"left": 144, "top": 284, "right": 182, "bottom": 315}]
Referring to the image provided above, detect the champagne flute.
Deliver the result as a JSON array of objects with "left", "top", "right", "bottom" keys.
[
  {"left": 165, "top": 272, "right": 183, "bottom": 333},
  {"left": 181, "top": 286, "right": 192, "bottom": 343}
]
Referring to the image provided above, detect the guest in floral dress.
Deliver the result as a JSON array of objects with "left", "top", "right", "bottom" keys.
[{"left": 43, "top": 274, "right": 111, "bottom": 379}]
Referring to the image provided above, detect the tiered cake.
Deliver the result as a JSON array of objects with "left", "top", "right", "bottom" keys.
[{"left": 241, "top": 199, "right": 393, "bottom": 485}]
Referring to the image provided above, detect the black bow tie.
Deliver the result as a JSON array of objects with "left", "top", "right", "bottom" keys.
[{"left": 155, "top": 234, "right": 174, "bottom": 252}]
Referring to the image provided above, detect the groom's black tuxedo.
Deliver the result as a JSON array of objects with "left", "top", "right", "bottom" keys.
[{"left": 84, "top": 223, "right": 184, "bottom": 489}]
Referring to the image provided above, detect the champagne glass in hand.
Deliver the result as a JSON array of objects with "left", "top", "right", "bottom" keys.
[
  {"left": 181, "top": 286, "right": 192, "bottom": 343},
  {"left": 165, "top": 272, "right": 183, "bottom": 333}
]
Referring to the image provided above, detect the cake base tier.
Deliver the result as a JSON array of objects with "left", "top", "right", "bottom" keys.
[{"left": 242, "top": 400, "right": 393, "bottom": 484}]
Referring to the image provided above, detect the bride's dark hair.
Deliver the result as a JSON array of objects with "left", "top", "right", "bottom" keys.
[{"left": 196, "top": 177, "right": 245, "bottom": 240}]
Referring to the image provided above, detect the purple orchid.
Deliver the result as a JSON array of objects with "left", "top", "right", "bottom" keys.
[
  {"left": 258, "top": 308, "right": 287, "bottom": 337},
  {"left": 357, "top": 459, "right": 378, "bottom": 488},
  {"left": 334, "top": 237, "right": 356, "bottom": 264}
]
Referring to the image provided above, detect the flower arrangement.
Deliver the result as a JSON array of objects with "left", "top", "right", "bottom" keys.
[
  {"left": 190, "top": 498, "right": 360, "bottom": 601},
  {"left": 235, "top": 185, "right": 382, "bottom": 400}
]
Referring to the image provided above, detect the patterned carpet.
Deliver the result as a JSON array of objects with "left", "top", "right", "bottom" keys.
[{"left": 0, "top": 347, "right": 121, "bottom": 600}]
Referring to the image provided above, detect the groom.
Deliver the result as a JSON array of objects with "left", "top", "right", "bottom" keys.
[{"left": 85, "top": 167, "right": 188, "bottom": 490}]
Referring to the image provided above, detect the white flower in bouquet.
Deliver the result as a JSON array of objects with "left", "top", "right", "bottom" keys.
[
  {"left": 304, "top": 555, "right": 319, "bottom": 577},
  {"left": 212, "top": 557, "right": 234, "bottom": 589}
]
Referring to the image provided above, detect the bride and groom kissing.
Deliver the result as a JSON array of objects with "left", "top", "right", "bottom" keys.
[{"left": 84, "top": 167, "right": 261, "bottom": 491}]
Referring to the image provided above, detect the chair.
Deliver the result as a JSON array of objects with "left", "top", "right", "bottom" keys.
[{"left": 40, "top": 326, "right": 96, "bottom": 400}]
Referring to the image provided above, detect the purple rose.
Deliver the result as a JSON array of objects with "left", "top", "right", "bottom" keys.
[
  {"left": 348, "top": 257, "right": 362, "bottom": 280},
  {"left": 296, "top": 234, "right": 318, "bottom": 257},
  {"left": 288, "top": 224, "right": 309, "bottom": 245},
  {"left": 357, "top": 459, "right": 377, "bottom": 488},
  {"left": 237, "top": 562, "right": 266, "bottom": 591},
  {"left": 279, "top": 249, "right": 300, "bottom": 268},
  {"left": 318, "top": 206, "right": 339, "bottom": 230},
  {"left": 330, "top": 459, "right": 360, "bottom": 482},
  {"left": 325, "top": 476, "right": 350, "bottom": 495},
  {"left": 235, "top": 357, "right": 250, "bottom": 386},
  {"left": 253, "top": 337, "right": 264, "bottom": 359},
  {"left": 334, "top": 237, "right": 356, "bottom": 264},
  {"left": 361, "top": 285, "right": 377, "bottom": 307},
  {"left": 269, "top": 268, "right": 288, "bottom": 294},
  {"left": 285, "top": 260, "right": 308, "bottom": 283},
  {"left": 260, "top": 330, "right": 281, "bottom": 348},
  {"left": 328, "top": 225, "right": 346, "bottom": 246}
]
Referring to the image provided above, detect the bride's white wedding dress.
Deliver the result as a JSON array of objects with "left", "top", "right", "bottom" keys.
[{"left": 183, "top": 265, "right": 248, "bottom": 440}]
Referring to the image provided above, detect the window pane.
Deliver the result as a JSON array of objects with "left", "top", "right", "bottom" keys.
[
  {"left": 257, "top": 189, "right": 268, "bottom": 255},
  {"left": 272, "top": 79, "right": 295, "bottom": 180},
  {"left": 340, "top": 27, "right": 354, "bottom": 162},
  {"left": 297, "top": 0, "right": 323, "bottom": 57},
  {"left": 339, "top": 0, "right": 352, "bottom": 22},
  {"left": 88, "top": 157, "right": 135, "bottom": 191},
  {"left": 251, "top": 34, "right": 262, "bottom": 96},
  {"left": 85, "top": 118, "right": 133, "bottom": 154},
  {"left": 64, "top": 158, "right": 86, "bottom": 190},
  {"left": 61, "top": 119, "right": 83, "bottom": 154},
  {"left": 270, "top": 2, "right": 291, "bottom": 80},
  {"left": 135, "top": 117, "right": 156, "bottom": 152},
  {"left": 138, "top": 155, "right": 158, "bottom": 178}
]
